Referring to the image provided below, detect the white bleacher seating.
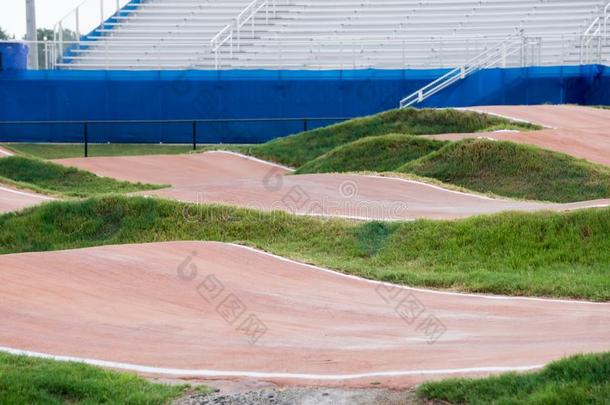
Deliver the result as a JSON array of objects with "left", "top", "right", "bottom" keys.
[{"left": 57, "top": 0, "right": 608, "bottom": 70}]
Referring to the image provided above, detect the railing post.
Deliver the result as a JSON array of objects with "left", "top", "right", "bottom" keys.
[
  {"left": 75, "top": 7, "right": 81, "bottom": 40},
  {"left": 100, "top": 0, "right": 105, "bottom": 26},
  {"left": 84, "top": 122, "right": 89, "bottom": 158},
  {"left": 303, "top": 119, "right": 308, "bottom": 132},
  {"left": 192, "top": 121, "right": 197, "bottom": 150}
]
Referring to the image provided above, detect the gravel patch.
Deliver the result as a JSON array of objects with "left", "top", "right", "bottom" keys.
[{"left": 175, "top": 387, "right": 418, "bottom": 405}]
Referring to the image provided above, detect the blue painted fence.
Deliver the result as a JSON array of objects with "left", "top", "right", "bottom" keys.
[{"left": 0, "top": 64, "right": 607, "bottom": 143}]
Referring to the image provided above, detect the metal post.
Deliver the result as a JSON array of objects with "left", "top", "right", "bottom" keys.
[
  {"left": 26, "top": 0, "right": 39, "bottom": 69},
  {"left": 84, "top": 122, "right": 89, "bottom": 158},
  {"left": 75, "top": 8, "right": 81, "bottom": 40},
  {"left": 303, "top": 119, "right": 308, "bottom": 132},
  {"left": 192, "top": 121, "right": 197, "bottom": 150},
  {"left": 100, "top": 0, "right": 105, "bottom": 26}
]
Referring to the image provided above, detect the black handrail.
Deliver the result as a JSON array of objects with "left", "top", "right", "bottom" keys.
[{"left": 0, "top": 116, "right": 352, "bottom": 157}]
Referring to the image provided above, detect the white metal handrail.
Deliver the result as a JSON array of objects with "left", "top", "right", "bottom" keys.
[
  {"left": 210, "top": 0, "right": 282, "bottom": 69},
  {"left": 399, "top": 34, "right": 534, "bottom": 108},
  {"left": 579, "top": 1, "right": 610, "bottom": 64},
  {"left": 53, "top": 0, "right": 130, "bottom": 42}
]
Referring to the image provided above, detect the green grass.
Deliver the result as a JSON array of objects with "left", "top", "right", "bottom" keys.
[
  {"left": 401, "top": 139, "right": 610, "bottom": 203},
  {"left": 418, "top": 352, "right": 610, "bottom": 404},
  {"left": 2, "top": 196, "right": 609, "bottom": 301},
  {"left": 2, "top": 143, "right": 200, "bottom": 160},
  {"left": 0, "top": 156, "right": 165, "bottom": 198},
  {"left": 0, "top": 352, "right": 191, "bottom": 404},
  {"left": 296, "top": 134, "right": 447, "bottom": 174},
  {"left": 241, "top": 108, "right": 538, "bottom": 167}
]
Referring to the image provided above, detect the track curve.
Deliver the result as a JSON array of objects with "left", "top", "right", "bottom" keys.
[
  {"left": 0, "top": 185, "right": 53, "bottom": 214},
  {"left": 0, "top": 242, "right": 609, "bottom": 387},
  {"left": 57, "top": 151, "right": 610, "bottom": 221},
  {"left": 424, "top": 105, "right": 610, "bottom": 167}
]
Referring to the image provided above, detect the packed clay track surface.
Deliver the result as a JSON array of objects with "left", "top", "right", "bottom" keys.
[
  {"left": 428, "top": 105, "right": 610, "bottom": 167},
  {"left": 0, "top": 185, "right": 52, "bottom": 214},
  {"left": 1, "top": 241, "right": 609, "bottom": 388}
]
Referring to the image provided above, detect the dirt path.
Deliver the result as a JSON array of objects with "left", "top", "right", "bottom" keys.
[
  {"left": 56, "top": 151, "right": 610, "bottom": 221},
  {"left": 0, "top": 184, "right": 53, "bottom": 214},
  {"left": 1, "top": 241, "right": 608, "bottom": 388},
  {"left": 423, "top": 105, "right": 610, "bottom": 167}
]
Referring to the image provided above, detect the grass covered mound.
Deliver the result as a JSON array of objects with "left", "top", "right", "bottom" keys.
[
  {"left": 0, "top": 156, "right": 165, "bottom": 198},
  {"left": 296, "top": 134, "right": 447, "bottom": 174},
  {"left": 2, "top": 196, "right": 610, "bottom": 301},
  {"left": 402, "top": 139, "right": 610, "bottom": 203},
  {"left": 418, "top": 353, "right": 610, "bottom": 404},
  {"left": 0, "top": 352, "right": 193, "bottom": 404},
  {"left": 244, "top": 108, "right": 537, "bottom": 167}
]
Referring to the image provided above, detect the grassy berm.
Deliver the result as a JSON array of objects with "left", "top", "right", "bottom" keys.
[
  {"left": 2, "top": 196, "right": 609, "bottom": 301},
  {"left": 418, "top": 352, "right": 610, "bottom": 405},
  {"left": 296, "top": 134, "right": 447, "bottom": 174},
  {"left": 243, "top": 108, "right": 537, "bottom": 167},
  {"left": 401, "top": 139, "right": 610, "bottom": 203},
  {"left": 0, "top": 156, "right": 165, "bottom": 197}
]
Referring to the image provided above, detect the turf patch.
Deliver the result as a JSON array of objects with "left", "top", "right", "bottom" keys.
[
  {"left": 0, "top": 352, "right": 190, "bottom": 404},
  {"left": 296, "top": 134, "right": 447, "bottom": 174},
  {"left": 0, "top": 156, "right": 165, "bottom": 198},
  {"left": 401, "top": 138, "right": 610, "bottom": 203},
  {"left": 243, "top": 108, "right": 537, "bottom": 167},
  {"left": 418, "top": 352, "right": 610, "bottom": 404}
]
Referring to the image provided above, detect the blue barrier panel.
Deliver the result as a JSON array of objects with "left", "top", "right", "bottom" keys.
[
  {"left": 0, "top": 65, "right": 608, "bottom": 143},
  {"left": 0, "top": 42, "right": 29, "bottom": 72}
]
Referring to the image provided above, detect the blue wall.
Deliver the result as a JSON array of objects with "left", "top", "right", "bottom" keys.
[{"left": 0, "top": 65, "right": 607, "bottom": 143}]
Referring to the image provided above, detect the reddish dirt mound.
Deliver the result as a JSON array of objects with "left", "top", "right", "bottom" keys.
[
  {"left": 1, "top": 242, "right": 609, "bottom": 387},
  {"left": 57, "top": 151, "right": 609, "bottom": 221},
  {"left": 424, "top": 105, "right": 610, "bottom": 167},
  {"left": 0, "top": 185, "right": 52, "bottom": 214}
]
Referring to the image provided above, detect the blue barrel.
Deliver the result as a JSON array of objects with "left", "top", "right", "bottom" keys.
[{"left": 0, "top": 42, "right": 29, "bottom": 71}]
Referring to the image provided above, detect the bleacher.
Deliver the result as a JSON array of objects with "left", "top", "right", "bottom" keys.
[{"left": 57, "top": 0, "right": 608, "bottom": 70}]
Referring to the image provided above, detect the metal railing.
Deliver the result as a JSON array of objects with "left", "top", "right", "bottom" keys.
[
  {"left": 580, "top": 1, "right": 610, "bottom": 64},
  {"left": 399, "top": 33, "right": 540, "bottom": 108},
  {"left": 53, "top": 0, "right": 131, "bottom": 42},
  {"left": 210, "top": 0, "right": 285, "bottom": 69},
  {"left": 0, "top": 117, "right": 351, "bottom": 156}
]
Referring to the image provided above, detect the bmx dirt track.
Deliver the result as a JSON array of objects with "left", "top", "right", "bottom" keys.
[
  {"left": 0, "top": 185, "right": 52, "bottom": 214},
  {"left": 1, "top": 241, "right": 609, "bottom": 388},
  {"left": 55, "top": 105, "right": 610, "bottom": 221},
  {"left": 57, "top": 150, "right": 610, "bottom": 221},
  {"left": 426, "top": 105, "right": 610, "bottom": 167}
]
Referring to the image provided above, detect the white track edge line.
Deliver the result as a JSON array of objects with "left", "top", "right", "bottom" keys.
[
  {"left": 0, "top": 346, "right": 544, "bottom": 380},
  {"left": 460, "top": 107, "right": 557, "bottom": 129},
  {"left": 204, "top": 150, "right": 295, "bottom": 172},
  {"left": 0, "top": 186, "right": 53, "bottom": 200},
  {"left": 225, "top": 243, "right": 610, "bottom": 305},
  {"left": 363, "top": 175, "right": 499, "bottom": 201}
]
